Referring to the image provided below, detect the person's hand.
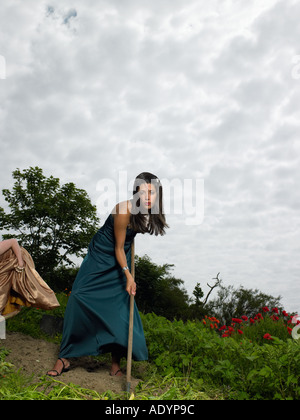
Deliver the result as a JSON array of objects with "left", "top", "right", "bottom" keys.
[
  {"left": 126, "top": 274, "right": 136, "bottom": 296},
  {"left": 15, "top": 265, "right": 25, "bottom": 273}
]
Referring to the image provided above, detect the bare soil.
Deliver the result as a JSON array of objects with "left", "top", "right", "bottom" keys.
[{"left": 2, "top": 331, "right": 141, "bottom": 395}]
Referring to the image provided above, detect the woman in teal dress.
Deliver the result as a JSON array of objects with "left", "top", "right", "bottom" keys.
[{"left": 47, "top": 172, "right": 168, "bottom": 377}]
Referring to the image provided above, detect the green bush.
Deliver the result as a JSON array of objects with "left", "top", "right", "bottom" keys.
[{"left": 141, "top": 312, "right": 300, "bottom": 400}]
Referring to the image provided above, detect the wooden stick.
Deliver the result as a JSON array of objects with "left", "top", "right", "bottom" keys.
[{"left": 126, "top": 240, "right": 135, "bottom": 393}]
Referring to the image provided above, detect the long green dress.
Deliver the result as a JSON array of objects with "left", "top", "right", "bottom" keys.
[{"left": 59, "top": 214, "right": 148, "bottom": 361}]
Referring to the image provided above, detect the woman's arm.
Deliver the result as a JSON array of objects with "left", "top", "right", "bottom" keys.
[
  {"left": 113, "top": 202, "right": 136, "bottom": 296},
  {"left": 0, "top": 238, "right": 24, "bottom": 267}
]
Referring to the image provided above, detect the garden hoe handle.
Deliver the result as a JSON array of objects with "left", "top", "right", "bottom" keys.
[{"left": 126, "top": 239, "right": 135, "bottom": 394}]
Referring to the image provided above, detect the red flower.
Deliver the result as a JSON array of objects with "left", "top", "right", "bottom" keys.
[
  {"left": 219, "top": 325, "right": 227, "bottom": 331},
  {"left": 287, "top": 327, "right": 293, "bottom": 335},
  {"left": 241, "top": 316, "right": 248, "bottom": 321},
  {"left": 232, "top": 318, "right": 243, "bottom": 324},
  {"left": 282, "top": 311, "right": 288, "bottom": 317},
  {"left": 250, "top": 318, "right": 255, "bottom": 324},
  {"left": 238, "top": 329, "right": 243, "bottom": 335},
  {"left": 262, "top": 306, "right": 270, "bottom": 313},
  {"left": 263, "top": 333, "right": 273, "bottom": 340},
  {"left": 272, "top": 308, "right": 279, "bottom": 314}
]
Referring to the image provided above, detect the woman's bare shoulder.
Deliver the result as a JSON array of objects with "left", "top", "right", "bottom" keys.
[{"left": 112, "top": 201, "right": 132, "bottom": 220}]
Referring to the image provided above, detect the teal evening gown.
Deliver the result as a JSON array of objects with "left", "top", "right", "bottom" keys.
[{"left": 59, "top": 214, "right": 148, "bottom": 361}]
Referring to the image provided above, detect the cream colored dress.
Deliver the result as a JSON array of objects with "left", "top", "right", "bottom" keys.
[{"left": 0, "top": 247, "right": 59, "bottom": 319}]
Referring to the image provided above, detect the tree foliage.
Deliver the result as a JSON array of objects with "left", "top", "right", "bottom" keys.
[
  {"left": 135, "top": 255, "right": 191, "bottom": 320},
  {"left": 206, "top": 283, "right": 282, "bottom": 325},
  {"left": 0, "top": 167, "right": 100, "bottom": 277},
  {"left": 134, "top": 257, "right": 284, "bottom": 323}
]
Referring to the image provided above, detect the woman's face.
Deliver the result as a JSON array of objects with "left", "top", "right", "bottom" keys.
[{"left": 138, "top": 183, "right": 157, "bottom": 211}]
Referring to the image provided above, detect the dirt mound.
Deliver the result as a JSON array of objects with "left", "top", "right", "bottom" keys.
[{"left": 2, "top": 332, "right": 140, "bottom": 395}]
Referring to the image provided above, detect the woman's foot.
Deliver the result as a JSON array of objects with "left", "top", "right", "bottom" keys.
[
  {"left": 47, "top": 358, "right": 70, "bottom": 377},
  {"left": 110, "top": 354, "right": 123, "bottom": 376},
  {"left": 110, "top": 368, "right": 123, "bottom": 376}
]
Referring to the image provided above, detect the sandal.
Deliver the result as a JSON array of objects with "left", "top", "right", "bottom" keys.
[{"left": 47, "top": 358, "right": 70, "bottom": 377}]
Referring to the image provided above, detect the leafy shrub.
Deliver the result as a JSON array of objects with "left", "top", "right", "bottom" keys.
[
  {"left": 141, "top": 312, "right": 300, "bottom": 400},
  {"left": 218, "top": 306, "right": 297, "bottom": 345}
]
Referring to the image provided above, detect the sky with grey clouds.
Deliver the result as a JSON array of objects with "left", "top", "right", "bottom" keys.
[{"left": 1, "top": 0, "right": 300, "bottom": 312}]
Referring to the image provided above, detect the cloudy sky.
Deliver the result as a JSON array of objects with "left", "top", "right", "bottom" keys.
[{"left": 1, "top": 0, "right": 300, "bottom": 312}]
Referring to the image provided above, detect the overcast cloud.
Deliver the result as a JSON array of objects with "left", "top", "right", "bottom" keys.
[{"left": 1, "top": 0, "right": 300, "bottom": 312}]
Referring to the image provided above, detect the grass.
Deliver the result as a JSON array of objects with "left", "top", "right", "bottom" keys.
[
  {"left": 0, "top": 349, "right": 214, "bottom": 400},
  {"left": 3, "top": 293, "right": 300, "bottom": 400},
  {"left": 1, "top": 294, "right": 217, "bottom": 400}
]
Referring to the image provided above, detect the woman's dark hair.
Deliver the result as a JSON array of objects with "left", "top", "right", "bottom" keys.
[{"left": 130, "top": 172, "right": 169, "bottom": 236}]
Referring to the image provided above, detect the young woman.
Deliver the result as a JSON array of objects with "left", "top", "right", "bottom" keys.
[
  {"left": 0, "top": 239, "right": 59, "bottom": 319},
  {"left": 47, "top": 172, "right": 168, "bottom": 377}
]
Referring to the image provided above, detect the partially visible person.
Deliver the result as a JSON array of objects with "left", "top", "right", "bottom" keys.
[
  {"left": 0, "top": 238, "right": 59, "bottom": 319},
  {"left": 0, "top": 239, "right": 25, "bottom": 271}
]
